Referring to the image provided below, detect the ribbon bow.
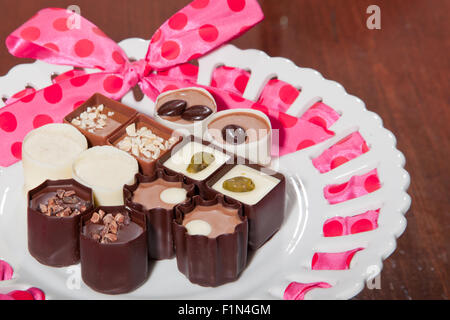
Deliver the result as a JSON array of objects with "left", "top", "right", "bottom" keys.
[
  {"left": 0, "top": 0, "right": 341, "bottom": 167},
  {"left": 0, "top": 1, "right": 263, "bottom": 166}
]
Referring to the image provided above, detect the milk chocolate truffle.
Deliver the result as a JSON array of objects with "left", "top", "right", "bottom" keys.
[
  {"left": 173, "top": 195, "right": 248, "bottom": 287},
  {"left": 206, "top": 162, "right": 286, "bottom": 250},
  {"left": 108, "top": 114, "right": 181, "bottom": 176},
  {"left": 154, "top": 87, "right": 217, "bottom": 137},
  {"left": 157, "top": 136, "right": 231, "bottom": 197},
  {"left": 27, "top": 179, "right": 94, "bottom": 267},
  {"left": 80, "top": 206, "right": 147, "bottom": 294},
  {"left": 22, "top": 123, "right": 88, "bottom": 192},
  {"left": 64, "top": 93, "right": 137, "bottom": 147},
  {"left": 124, "top": 170, "right": 195, "bottom": 260},
  {"left": 72, "top": 146, "right": 139, "bottom": 206},
  {"left": 205, "top": 109, "right": 272, "bottom": 166}
]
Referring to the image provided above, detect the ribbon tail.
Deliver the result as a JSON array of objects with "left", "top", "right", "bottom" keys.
[{"left": 0, "top": 72, "right": 131, "bottom": 167}]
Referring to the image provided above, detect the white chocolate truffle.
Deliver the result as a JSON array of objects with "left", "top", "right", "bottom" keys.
[
  {"left": 163, "top": 141, "right": 230, "bottom": 181},
  {"left": 22, "top": 123, "right": 88, "bottom": 191},
  {"left": 185, "top": 220, "right": 212, "bottom": 236},
  {"left": 212, "top": 165, "right": 280, "bottom": 205},
  {"left": 72, "top": 146, "right": 138, "bottom": 206},
  {"left": 160, "top": 187, "right": 187, "bottom": 204}
]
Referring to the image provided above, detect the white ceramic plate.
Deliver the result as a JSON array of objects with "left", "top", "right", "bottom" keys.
[{"left": 0, "top": 39, "right": 411, "bottom": 300}]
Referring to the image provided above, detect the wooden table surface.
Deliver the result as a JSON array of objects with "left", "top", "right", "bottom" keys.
[{"left": 0, "top": 0, "right": 448, "bottom": 300}]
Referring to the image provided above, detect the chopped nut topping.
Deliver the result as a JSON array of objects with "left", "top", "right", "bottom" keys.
[
  {"left": 37, "top": 189, "right": 88, "bottom": 218},
  {"left": 70, "top": 104, "right": 114, "bottom": 133},
  {"left": 117, "top": 123, "right": 178, "bottom": 160},
  {"left": 88, "top": 210, "right": 131, "bottom": 244}
]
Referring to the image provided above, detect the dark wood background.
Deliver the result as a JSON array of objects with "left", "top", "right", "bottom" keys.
[{"left": 0, "top": 0, "right": 448, "bottom": 300}]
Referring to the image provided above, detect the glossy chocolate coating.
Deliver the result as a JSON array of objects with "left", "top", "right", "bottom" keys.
[
  {"left": 182, "top": 203, "right": 242, "bottom": 238},
  {"left": 124, "top": 170, "right": 195, "bottom": 260},
  {"left": 80, "top": 206, "right": 148, "bottom": 294},
  {"left": 222, "top": 124, "right": 247, "bottom": 144},
  {"left": 155, "top": 88, "right": 216, "bottom": 124},
  {"left": 173, "top": 195, "right": 248, "bottom": 287},
  {"left": 181, "top": 105, "right": 213, "bottom": 121},
  {"left": 157, "top": 99, "right": 187, "bottom": 117},
  {"left": 27, "top": 179, "right": 94, "bottom": 267},
  {"left": 204, "top": 159, "right": 286, "bottom": 250}
]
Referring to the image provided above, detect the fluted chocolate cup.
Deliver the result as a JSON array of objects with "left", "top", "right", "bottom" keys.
[
  {"left": 80, "top": 206, "right": 147, "bottom": 294},
  {"left": 173, "top": 194, "right": 248, "bottom": 287},
  {"left": 124, "top": 169, "right": 195, "bottom": 260},
  {"left": 204, "top": 158, "right": 286, "bottom": 250},
  {"left": 27, "top": 179, "right": 94, "bottom": 267}
]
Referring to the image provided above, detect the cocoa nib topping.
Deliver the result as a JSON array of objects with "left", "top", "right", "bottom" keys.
[
  {"left": 89, "top": 211, "right": 131, "bottom": 244},
  {"left": 38, "top": 189, "right": 88, "bottom": 217}
]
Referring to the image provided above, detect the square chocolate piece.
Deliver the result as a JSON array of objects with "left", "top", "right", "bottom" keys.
[
  {"left": 64, "top": 93, "right": 138, "bottom": 146},
  {"left": 204, "top": 160, "right": 286, "bottom": 250},
  {"left": 108, "top": 114, "right": 181, "bottom": 176},
  {"left": 27, "top": 179, "right": 94, "bottom": 267},
  {"left": 157, "top": 136, "right": 232, "bottom": 197}
]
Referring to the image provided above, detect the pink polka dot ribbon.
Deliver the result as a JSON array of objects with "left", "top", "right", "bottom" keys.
[
  {"left": 323, "top": 209, "right": 380, "bottom": 237},
  {"left": 311, "top": 248, "right": 364, "bottom": 270},
  {"left": 0, "top": 260, "right": 14, "bottom": 281},
  {"left": 313, "top": 132, "right": 370, "bottom": 173},
  {"left": 284, "top": 281, "right": 332, "bottom": 300},
  {"left": 323, "top": 169, "right": 381, "bottom": 205},
  {"left": 0, "top": 287, "right": 45, "bottom": 300},
  {"left": 0, "top": 1, "right": 265, "bottom": 167}
]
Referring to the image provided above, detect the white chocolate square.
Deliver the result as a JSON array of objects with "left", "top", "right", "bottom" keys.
[
  {"left": 163, "top": 141, "right": 230, "bottom": 181},
  {"left": 212, "top": 165, "right": 280, "bottom": 205}
]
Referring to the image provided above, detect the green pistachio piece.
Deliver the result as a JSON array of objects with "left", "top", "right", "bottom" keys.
[
  {"left": 222, "top": 176, "right": 255, "bottom": 192},
  {"left": 186, "top": 152, "right": 215, "bottom": 173}
]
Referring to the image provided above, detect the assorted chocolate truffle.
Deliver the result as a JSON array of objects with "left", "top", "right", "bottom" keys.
[
  {"left": 22, "top": 123, "right": 88, "bottom": 192},
  {"left": 64, "top": 93, "right": 137, "bottom": 147},
  {"left": 108, "top": 114, "right": 180, "bottom": 175},
  {"left": 154, "top": 87, "right": 217, "bottom": 136},
  {"left": 80, "top": 206, "right": 147, "bottom": 294},
  {"left": 124, "top": 170, "right": 195, "bottom": 260},
  {"left": 27, "top": 179, "right": 94, "bottom": 267},
  {"left": 206, "top": 162, "right": 286, "bottom": 250},
  {"left": 158, "top": 136, "right": 231, "bottom": 196},
  {"left": 205, "top": 109, "right": 272, "bottom": 166},
  {"left": 173, "top": 195, "right": 248, "bottom": 287},
  {"left": 22, "top": 85, "right": 287, "bottom": 293},
  {"left": 72, "top": 146, "right": 139, "bottom": 206}
]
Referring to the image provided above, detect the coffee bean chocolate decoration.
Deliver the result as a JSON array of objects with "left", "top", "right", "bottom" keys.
[
  {"left": 157, "top": 100, "right": 187, "bottom": 117},
  {"left": 222, "top": 124, "right": 247, "bottom": 144},
  {"left": 181, "top": 105, "right": 213, "bottom": 121}
]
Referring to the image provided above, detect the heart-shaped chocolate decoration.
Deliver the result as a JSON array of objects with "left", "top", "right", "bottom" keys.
[{"left": 157, "top": 100, "right": 187, "bottom": 117}]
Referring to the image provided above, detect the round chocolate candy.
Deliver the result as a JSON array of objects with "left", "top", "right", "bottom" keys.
[
  {"left": 157, "top": 99, "right": 187, "bottom": 117},
  {"left": 181, "top": 105, "right": 213, "bottom": 121},
  {"left": 223, "top": 176, "right": 255, "bottom": 192},
  {"left": 222, "top": 124, "right": 247, "bottom": 145}
]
